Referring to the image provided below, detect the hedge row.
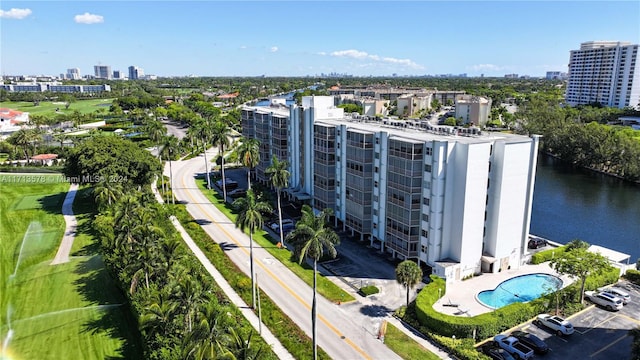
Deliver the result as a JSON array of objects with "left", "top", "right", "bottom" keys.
[
  {"left": 415, "top": 276, "right": 544, "bottom": 339},
  {"left": 530, "top": 246, "right": 567, "bottom": 264},
  {"left": 625, "top": 269, "right": 640, "bottom": 285},
  {"left": 415, "top": 265, "right": 621, "bottom": 340}
]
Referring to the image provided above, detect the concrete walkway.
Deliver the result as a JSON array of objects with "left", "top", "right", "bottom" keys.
[
  {"left": 51, "top": 183, "right": 79, "bottom": 265},
  {"left": 152, "top": 175, "right": 294, "bottom": 360}
]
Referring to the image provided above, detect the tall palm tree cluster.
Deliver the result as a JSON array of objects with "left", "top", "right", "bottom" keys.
[{"left": 92, "top": 188, "right": 264, "bottom": 359}]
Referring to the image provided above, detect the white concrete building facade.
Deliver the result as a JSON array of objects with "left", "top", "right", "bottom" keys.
[
  {"left": 241, "top": 96, "right": 540, "bottom": 283},
  {"left": 566, "top": 41, "right": 640, "bottom": 109}
]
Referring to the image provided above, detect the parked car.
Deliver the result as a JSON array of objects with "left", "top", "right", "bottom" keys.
[
  {"left": 534, "top": 314, "right": 574, "bottom": 336},
  {"left": 528, "top": 238, "right": 547, "bottom": 249},
  {"left": 228, "top": 188, "right": 247, "bottom": 198},
  {"left": 493, "top": 335, "right": 534, "bottom": 360},
  {"left": 585, "top": 290, "right": 624, "bottom": 311},
  {"left": 270, "top": 218, "right": 294, "bottom": 231},
  {"left": 598, "top": 286, "right": 630, "bottom": 305},
  {"left": 215, "top": 178, "right": 238, "bottom": 190},
  {"left": 510, "top": 330, "right": 549, "bottom": 354},
  {"left": 482, "top": 344, "right": 516, "bottom": 360}
]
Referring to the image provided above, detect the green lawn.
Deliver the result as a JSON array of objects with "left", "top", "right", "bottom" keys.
[
  {"left": 195, "top": 177, "right": 355, "bottom": 303},
  {"left": 0, "top": 99, "right": 114, "bottom": 117},
  {"left": 0, "top": 175, "right": 141, "bottom": 359},
  {"left": 384, "top": 323, "right": 440, "bottom": 360}
]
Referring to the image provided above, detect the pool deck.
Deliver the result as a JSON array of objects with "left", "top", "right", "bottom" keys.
[{"left": 433, "top": 262, "right": 574, "bottom": 317}]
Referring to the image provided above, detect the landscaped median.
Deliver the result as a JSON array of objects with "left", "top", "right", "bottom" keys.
[
  {"left": 195, "top": 177, "right": 355, "bottom": 304},
  {"left": 171, "top": 204, "right": 331, "bottom": 360}
]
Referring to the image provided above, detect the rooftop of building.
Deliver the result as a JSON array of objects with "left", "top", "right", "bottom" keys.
[
  {"left": 578, "top": 41, "right": 634, "bottom": 50},
  {"left": 316, "top": 114, "right": 533, "bottom": 145}
]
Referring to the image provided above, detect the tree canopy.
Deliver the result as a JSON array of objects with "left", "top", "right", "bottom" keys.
[{"left": 63, "top": 136, "right": 161, "bottom": 188}]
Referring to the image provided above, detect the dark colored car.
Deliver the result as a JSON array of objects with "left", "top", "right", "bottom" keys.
[
  {"left": 228, "top": 188, "right": 247, "bottom": 198},
  {"left": 510, "top": 330, "right": 549, "bottom": 354},
  {"left": 528, "top": 238, "right": 547, "bottom": 249},
  {"left": 481, "top": 344, "right": 516, "bottom": 360}
]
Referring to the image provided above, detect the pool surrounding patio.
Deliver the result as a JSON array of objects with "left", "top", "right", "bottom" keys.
[
  {"left": 477, "top": 273, "right": 563, "bottom": 309},
  {"left": 433, "top": 262, "right": 573, "bottom": 317}
]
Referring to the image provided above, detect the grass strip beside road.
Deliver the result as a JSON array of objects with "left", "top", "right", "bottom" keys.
[
  {"left": 195, "top": 179, "right": 355, "bottom": 304},
  {"left": 172, "top": 204, "right": 331, "bottom": 360},
  {"left": 384, "top": 323, "right": 440, "bottom": 360}
]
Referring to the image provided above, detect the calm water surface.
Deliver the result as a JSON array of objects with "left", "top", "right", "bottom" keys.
[{"left": 530, "top": 155, "right": 640, "bottom": 262}]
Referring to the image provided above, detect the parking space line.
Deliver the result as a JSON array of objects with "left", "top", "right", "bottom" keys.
[
  {"left": 578, "top": 314, "right": 618, "bottom": 335},
  {"left": 617, "top": 313, "right": 640, "bottom": 325},
  {"left": 589, "top": 333, "right": 628, "bottom": 358}
]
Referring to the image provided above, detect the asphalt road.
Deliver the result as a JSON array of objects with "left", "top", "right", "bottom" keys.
[{"left": 171, "top": 152, "right": 401, "bottom": 360}]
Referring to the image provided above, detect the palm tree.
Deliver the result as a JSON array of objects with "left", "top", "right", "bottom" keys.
[
  {"left": 189, "top": 118, "right": 214, "bottom": 189},
  {"left": 145, "top": 120, "right": 168, "bottom": 193},
  {"left": 160, "top": 135, "right": 180, "bottom": 204},
  {"left": 233, "top": 189, "right": 272, "bottom": 309},
  {"left": 265, "top": 155, "right": 290, "bottom": 247},
  {"left": 93, "top": 179, "right": 123, "bottom": 210},
  {"left": 236, "top": 137, "right": 260, "bottom": 190},
  {"left": 8, "top": 129, "right": 39, "bottom": 163},
  {"left": 395, "top": 260, "right": 423, "bottom": 307},
  {"left": 210, "top": 120, "right": 232, "bottom": 201},
  {"left": 286, "top": 205, "right": 340, "bottom": 360}
]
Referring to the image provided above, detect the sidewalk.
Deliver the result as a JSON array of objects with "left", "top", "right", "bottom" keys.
[
  {"left": 51, "top": 183, "right": 79, "bottom": 265},
  {"left": 152, "top": 177, "right": 294, "bottom": 360}
]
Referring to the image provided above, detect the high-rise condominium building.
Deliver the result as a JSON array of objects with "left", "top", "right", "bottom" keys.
[
  {"left": 241, "top": 96, "right": 540, "bottom": 283},
  {"left": 94, "top": 65, "right": 112, "bottom": 80},
  {"left": 66, "top": 68, "right": 80, "bottom": 80},
  {"left": 566, "top": 41, "right": 639, "bottom": 109},
  {"left": 128, "top": 66, "right": 144, "bottom": 80}
]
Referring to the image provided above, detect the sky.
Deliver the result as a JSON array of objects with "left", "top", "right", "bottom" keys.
[{"left": 1, "top": 1, "right": 639, "bottom": 77}]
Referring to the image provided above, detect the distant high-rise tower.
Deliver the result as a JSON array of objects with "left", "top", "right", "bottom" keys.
[
  {"left": 66, "top": 68, "right": 80, "bottom": 80},
  {"left": 94, "top": 65, "right": 112, "bottom": 79},
  {"left": 566, "top": 41, "right": 639, "bottom": 109},
  {"left": 113, "top": 70, "right": 122, "bottom": 79},
  {"left": 128, "top": 65, "right": 144, "bottom": 80}
]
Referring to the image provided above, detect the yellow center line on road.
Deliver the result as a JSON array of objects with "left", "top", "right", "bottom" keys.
[
  {"left": 179, "top": 176, "right": 372, "bottom": 360},
  {"left": 589, "top": 333, "right": 628, "bottom": 358}
]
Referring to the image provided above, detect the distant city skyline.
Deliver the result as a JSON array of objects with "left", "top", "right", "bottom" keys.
[{"left": 1, "top": 1, "right": 638, "bottom": 77}]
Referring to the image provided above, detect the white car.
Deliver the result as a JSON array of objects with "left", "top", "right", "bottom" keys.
[
  {"left": 270, "top": 219, "right": 294, "bottom": 231},
  {"left": 585, "top": 291, "right": 624, "bottom": 311},
  {"left": 534, "top": 314, "right": 575, "bottom": 336},
  {"left": 598, "top": 287, "right": 630, "bottom": 305}
]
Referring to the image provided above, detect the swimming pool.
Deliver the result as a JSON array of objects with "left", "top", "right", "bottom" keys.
[{"left": 477, "top": 273, "right": 563, "bottom": 309}]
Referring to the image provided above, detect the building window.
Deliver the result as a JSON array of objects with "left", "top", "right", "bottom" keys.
[
  {"left": 422, "top": 214, "right": 429, "bottom": 222},
  {"left": 421, "top": 245, "right": 427, "bottom": 253},
  {"left": 374, "top": 181, "right": 378, "bottom": 188},
  {"left": 373, "top": 195, "right": 378, "bottom": 202},
  {"left": 373, "top": 223, "right": 377, "bottom": 229},
  {"left": 375, "top": 166, "right": 379, "bottom": 173},
  {"left": 423, "top": 197, "right": 430, "bottom": 206},
  {"left": 425, "top": 147, "right": 432, "bottom": 156},
  {"left": 373, "top": 209, "right": 378, "bottom": 216},
  {"left": 375, "top": 137, "right": 380, "bottom": 144},
  {"left": 425, "top": 164, "right": 432, "bottom": 173},
  {"left": 421, "top": 229, "right": 429, "bottom": 238}
]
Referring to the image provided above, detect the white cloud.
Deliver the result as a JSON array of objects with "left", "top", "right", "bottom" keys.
[
  {"left": 74, "top": 12, "right": 104, "bottom": 24},
  {"left": 468, "top": 64, "right": 504, "bottom": 72},
  {"left": 329, "top": 49, "right": 424, "bottom": 69},
  {"left": 0, "top": 8, "right": 32, "bottom": 19},
  {"left": 270, "top": 46, "right": 279, "bottom": 53},
  {"left": 317, "top": 51, "right": 326, "bottom": 56},
  {"left": 239, "top": 45, "right": 247, "bottom": 49}
]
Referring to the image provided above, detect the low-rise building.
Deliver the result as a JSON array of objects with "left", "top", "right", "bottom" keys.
[{"left": 455, "top": 95, "right": 492, "bottom": 125}]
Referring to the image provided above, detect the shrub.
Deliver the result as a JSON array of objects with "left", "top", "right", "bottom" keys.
[
  {"left": 625, "top": 269, "right": 640, "bottom": 285},
  {"left": 530, "top": 246, "right": 567, "bottom": 264},
  {"left": 359, "top": 285, "right": 380, "bottom": 297},
  {"left": 584, "top": 265, "right": 620, "bottom": 290}
]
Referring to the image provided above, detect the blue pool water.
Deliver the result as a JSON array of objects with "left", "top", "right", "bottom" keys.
[{"left": 477, "top": 273, "right": 563, "bottom": 309}]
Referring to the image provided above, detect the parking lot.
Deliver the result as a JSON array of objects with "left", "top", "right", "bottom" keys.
[{"left": 506, "top": 280, "right": 640, "bottom": 359}]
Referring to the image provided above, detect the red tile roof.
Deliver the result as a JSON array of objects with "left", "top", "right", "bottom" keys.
[{"left": 31, "top": 154, "right": 58, "bottom": 160}]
